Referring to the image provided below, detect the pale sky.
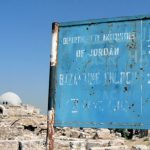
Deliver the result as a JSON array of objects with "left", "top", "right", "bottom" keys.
[{"left": 0, "top": 0, "right": 150, "bottom": 113}]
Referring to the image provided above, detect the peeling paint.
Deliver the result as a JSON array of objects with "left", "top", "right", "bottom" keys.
[
  {"left": 49, "top": 15, "right": 150, "bottom": 129},
  {"left": 50, "top": 23, "right": 59, "bottom": 66}
]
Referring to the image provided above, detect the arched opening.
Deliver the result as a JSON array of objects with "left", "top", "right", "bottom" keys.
[
  {"left": 0, "top": 108, "right": 3, "bottom": 114},
  {"left": 0, "top": 105, "right": 5, "bottom": 115}
]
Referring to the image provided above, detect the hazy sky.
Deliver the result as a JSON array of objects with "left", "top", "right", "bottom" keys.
[{"left": 0, "top": 0, "right": 150, "bottom": 113}]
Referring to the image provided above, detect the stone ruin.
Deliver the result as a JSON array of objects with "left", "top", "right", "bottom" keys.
[
  {"left": 0, "top": 104, "right": 47, "bottom": 150},
  {"left": 0, "top": 92, "right": 150, "bottom": 150},
  {"left": 0, "top": 92, "right": 47, "bottom": 150},
  {"left": 0, "top": 104, "right": 150, "bottom": 150}
]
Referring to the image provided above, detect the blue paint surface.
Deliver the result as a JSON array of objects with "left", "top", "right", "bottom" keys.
[{"left": 53, "top": 16, "right": 150, "bottom": 129}]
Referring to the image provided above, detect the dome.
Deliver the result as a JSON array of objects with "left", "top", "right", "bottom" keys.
[{"left": 0, "top": 92, "right": 22, "bottom": 105}]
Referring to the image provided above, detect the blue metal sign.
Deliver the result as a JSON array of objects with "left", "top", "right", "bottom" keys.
[{"left": 49, "top": 15, "right": 150, "bottom": 129}]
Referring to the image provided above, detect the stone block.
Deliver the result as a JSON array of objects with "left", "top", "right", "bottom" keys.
[
  {"left": 19, "top": 140, "right": 45, "bottom": 150},
  {"left": 83, "top": 128, "right": 96, "bottom": 134},
  {"left": 79, "top": 131, "right": 90, "bottom": 139},
  {"left": 54, "top": 139, "right": 70, "bottom": 150},
  {"left": 70, "top": 129, "right": 81, "bottom": 138},
  {"left": 70, "top": 140, "right": 86, "bottom": 150},
  {"left": 131, "top": 145, "right": 148, "bottom": 150},
  {"left": 88, "top": 145, "right": 128, "bottom": 150},
  {"left": 108, "top": 139, "right": 124, "bottom": 146},
  {"left": 96, "top": 129, "right": 111, "bottom": 139},
  {"left": 0, "top": 140, "right": 18, "bottom": 150}
]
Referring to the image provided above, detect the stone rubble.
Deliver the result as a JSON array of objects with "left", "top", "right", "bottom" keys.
[
  {"left": 54, "top": 128, "right": 150, "bottom": 150},
  {"left": 0, "top": 104, "right": 150, "bottom": 149},
  {"left": 0, "top": 104, "right": 47, "bottom": 150},
  {"left": 131, "top": 145, "right": 148, "bottom": 150}
]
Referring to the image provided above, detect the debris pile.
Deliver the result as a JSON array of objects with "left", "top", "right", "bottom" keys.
[
  {"left": 54, "top": 127, "right": 150, "bottom": 150},
  {"left": 0, "top": 104, "right": 150, "bottom": 149},
  {"left": 0, "top": 104, "right": 47, "bottom": 150}
]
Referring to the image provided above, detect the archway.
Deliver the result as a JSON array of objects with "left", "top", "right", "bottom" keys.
[
  {"left": 0, "top": 108, "right": 3, "bottom": 114},
  {"left": 0, "top": 105, "right": 5, "bottom": 115}
]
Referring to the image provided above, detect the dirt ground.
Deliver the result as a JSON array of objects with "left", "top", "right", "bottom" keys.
[{"left": 125, "top": 137, "right": 150, "bottom": 148}]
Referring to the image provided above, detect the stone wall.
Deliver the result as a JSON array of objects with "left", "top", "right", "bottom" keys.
[
  {"left": 1, "top": 104, "right": 150, "bottom": 150},
  {"left": 0, "top": 140, "right": 45, "bottom": 150},
  {"left": 4, "top": 105, "right": 40, "bottom": 116},
  {"left": 0, "top": 140, "right": 18, "bottom": 150}
]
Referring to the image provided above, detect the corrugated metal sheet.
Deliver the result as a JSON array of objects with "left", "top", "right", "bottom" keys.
[{"left": 49, "top": 15, "right": 150, "bottom": 129}]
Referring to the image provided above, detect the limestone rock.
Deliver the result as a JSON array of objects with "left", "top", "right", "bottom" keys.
[
  {"left": 79, "top": 131, "right": 90, "bottom": 139},
  {"left": 19, "top": 140, "right": 45, "bottom": 150},
  {"left": 1, "top": 103, "right": 150, "bottom": 150},
  {"left": 54, "top": 139, "right": 70, "bottom": 150},
  {"left": 87, "top": 140, "right": 110, "bottom": 148},
  {"left": 131, "top": 145, "right": 148, "bottom": 150},
  {"left": 0, "top": 140, "right": 18, "bottom": 150},
  {"left": 71, "top": 129, "right": 81, "bottom": 138},
  {"left": 70, "top": 141, "right": 87, "bottom": 150},
  {"left": 96, "top": 129, "right": 111, "bottom": 139},
  {"left": 88, "top": 145, "right": 128, "bottom": 150},
  {"left": 108, "top": 139, "right": 125, "bottom": 146}
]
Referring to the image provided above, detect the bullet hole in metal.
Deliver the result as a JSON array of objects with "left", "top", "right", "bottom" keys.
[
  {"left": 129, "top": 104, "right": 134, "bottom": 109},
  {"left": 109, "top": 122, "right": 113, "bottom": 125},
  {"left": 131, "top": 104, "right": 134, "bottom": 107},
  {"left": 85, "top": 103, "right": 88, "bottom": 108},
  {"left": 130, "top": 64, "right": 133, "bottom": 68},
  {"left": 140, "top": 68, "right": 144, "bottom": 71},
  {"left": 76, "top": 100, "right": 78, "bottom": 103},
  {"left": 90, "top": 92, "right": 95, "bottom": 96},
  {"left": 74, "top": 100, "right": 78, "bottom": 105},
  {"left": 145, "top": 99, "right": 149, "bottom": 103},
  {"left": 127, "top": 42, "right": 136, "bottom": 49},
  {"left": 124, "top": 87, "right": 128, "bottom": 92}
]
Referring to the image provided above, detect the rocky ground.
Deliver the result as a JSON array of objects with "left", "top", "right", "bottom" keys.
[
  {"left": 54, "top": 127, "right": 150, "bottom": 150},
  {"left": 0, "top": 113, "right": 47, "bottom": 150},
  {"left": 1, "top": 107, "right": 150, "bottom": 149}
]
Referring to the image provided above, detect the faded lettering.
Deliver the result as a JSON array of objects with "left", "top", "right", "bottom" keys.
[
  {"left": 63, "top": 36, "right": 83, "bottom": 45},
  {"left": 59, "top": 72, "right": 100, "bottom": 86},
  {"left": 76, "top": 49, "right": 85, "bottom": 58},
  {"left": 89, "top": 47, "right": 119, "bottom": 57},
  {"left": 103, "top": 32, "right": 136, "bottom": 41},
  {"left": 105, "top": 72, "right": 131, "bottom": 85},
  {"left": 59, "top": 72, "right": 133, "bottom": 86},
  {"left": 63, "top": 32, "right": 136, "bottom": 45}
]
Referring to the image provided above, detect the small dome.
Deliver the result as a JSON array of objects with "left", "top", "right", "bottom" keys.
[{"left": 0, "top": 92, "right": 22, "bottom": 105}]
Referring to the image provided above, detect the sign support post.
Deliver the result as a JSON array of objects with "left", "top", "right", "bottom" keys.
[{"left": 46, "top": 23, "right": 59, "bottom": 150}]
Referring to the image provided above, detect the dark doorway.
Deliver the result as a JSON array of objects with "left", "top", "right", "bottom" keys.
[{"left": 0, "top": 108, "right": 3, "bottom": 114}]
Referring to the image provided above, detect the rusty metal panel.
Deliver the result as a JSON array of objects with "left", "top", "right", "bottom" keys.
[{"left": 49, "top": 15, "right": 150, "bottom": 129}]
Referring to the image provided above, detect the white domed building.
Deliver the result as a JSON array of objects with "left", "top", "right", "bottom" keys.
[
  {"left": 0, "top": 92, "right": 40, "bottom": 116},
  {"left": 0, "top": 92, "right": 22, "bottom": 106}
]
